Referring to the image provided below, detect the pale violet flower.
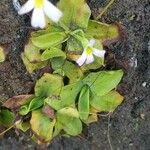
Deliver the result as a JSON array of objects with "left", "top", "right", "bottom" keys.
[
  {"left": 18, "top": 0, "right": 62, "bottom": 28},
  {"left": 76, "top": 39, "right": 106, "bottom": 66}
]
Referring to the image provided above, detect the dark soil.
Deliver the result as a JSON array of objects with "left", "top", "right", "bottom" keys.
[{"left": 0, "top": 0, "right": 150, "bottom": 149}]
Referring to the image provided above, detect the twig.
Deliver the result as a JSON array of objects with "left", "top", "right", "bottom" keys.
[
  {"left": 96, "top": 0, "right": 115, "bottom": 20},
  {"left": 0, "top": 120, "right": 21, "bottom": 136}
]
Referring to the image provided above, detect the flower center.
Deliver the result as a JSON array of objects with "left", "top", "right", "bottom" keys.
[
  {"left": 34, "top": 0, "right": 43, "bottom": 8},
  {"left": 86, "top": 47, "right": 93, "bottom": 55}
]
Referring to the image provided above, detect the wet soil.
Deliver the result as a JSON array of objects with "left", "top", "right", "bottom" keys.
[{"left": 0, "top": 0, "right": 150, "bottom": 149}]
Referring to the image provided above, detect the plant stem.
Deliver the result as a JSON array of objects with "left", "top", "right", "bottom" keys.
[
  {"left": 0, "top": 120, "right": 21, "bottom": 136},
  {"left": 0, "top": 124, "right": 15, "bottom": 136},
  {"left": 96, "top": 0, "right": 115, "bottom": 20}
]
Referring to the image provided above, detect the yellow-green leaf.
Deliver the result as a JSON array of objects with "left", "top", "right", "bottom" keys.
[
  {"left": 91, "top": 90, "right": 124, "bottom": 112},
  {"left": 57, "top": 107, "right": 82, "bottom": 136},
  {"left": 24, "top": 41, "right": 42, "bottom": 63},
  {"left": 21, "top": 53, "right": 47, "bottom": 73},
  {"left": 30, "top": 109, "right": 55, "bottom": 142},
  {"left": 41, "top": 47, "right": 66, "bottom": 61},
  {"left": 16, "top": 121, "right": 30, "bottom": 132},
  {"left": 31, "top": 32, "right": 68, "bottom": 49},
  {"left": 85, "top": 20, "right": 120, "bottom": 42},
  {"left": 58, "top": 0, "right": 91, "bottom": 29},
  {"left": 35, "top": 73, "right": 64, "bottom": 97}
]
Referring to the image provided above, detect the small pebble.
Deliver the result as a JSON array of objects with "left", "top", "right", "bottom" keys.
[{"left": 142, "top": 82, "right": 147, "bottom": 87}]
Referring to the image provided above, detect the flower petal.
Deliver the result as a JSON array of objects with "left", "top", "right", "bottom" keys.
[
  {"left": 13, "top": 0, "right": 21, "bottom": 11},
  {"left": 43, "top": 0, "right": 62, "bottom": 22},
  {"left": 76, "top": 52, "right": 87, "bottom": 66},
  {"left": 86, "top": 55, "right": 94, "bottom": 64},
  {"left": 18, "top": 0, "right": 34, "bottom": 15},
  {"left": 93, "top": 48, "right": 106, "bottom": 58},
  {"left": 31, "top": 8, "right": 46, "bottom": 28},
  {"left": 88, "top": 39, "right": 96, "bottom": 47}
]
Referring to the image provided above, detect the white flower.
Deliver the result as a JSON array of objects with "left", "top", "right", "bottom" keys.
[
  {"left": 18, "top": 0, "right": 62, "bottom": 28},
  {"left": 76, "top": 39, "right": 106, "bottom": 66}
]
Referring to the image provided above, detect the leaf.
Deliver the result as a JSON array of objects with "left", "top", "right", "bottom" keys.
[
  {"left": 0, "top": 46, "right": 5, "bottom": 63},
  {"left": 58, "top": 0, "right": 91, "bottom": 29},
  {"left": 31, "top": 24, "right": 64, "bottom": 38},
  {"left": 85, "top": 20, "right": 120, "bottom": 43},
  {"left": 83, "top": 70, "right": 123, "bottom": 96},
  {"left": 16, "top": 121, "right": 30, "bottom": 132},
  {"left": 24, "top": 41, "right": 42, "bottom": 63},
  {"left": 78, "top": 85, "right": 90, "bottom": 121},
  {"left": 30, "top": 109, "right": 56, "bottom": 142},
  {"left": 62, "top": 61, "right": 83, "bottom": 83},
  {"left": 3, "top": 95, "right": 34, "bottom": 110},
  {"left": 90, "top": 90, "right": 124, "bottom": 112},
  {"left": 57, "top": 107, "right": 79, "bottom": 119},
  {"left": 21, "top": 53, "right": 47, "bottom": 73},
  {"left": 53, "top": 121, "right": 63, "bottom": 137},
  {"left": 63, "top": 118, "right": 82, "bottom": 136},
  {"left": 67, "top": 30, "right": 87, "bottom": 52},
  {"left": 57, "top": 107, "right": 82, "bottom": 136},
  {"left": 35, "top": 73, "right": 64, "bottom": 97},
  {"left": 83, "top": 107, "right": 99, "bottom": 124},
  {"left": 19, "top": 97, "right": 44, "bottom": 115},
  {"left": 0, "top": 109, "right": 15, "bottom": 127},
  {"left": 31, "top": 32, "right": 68, "bottom": 49},
  {"left": 45, "top": 81, "right": 83, "bottom": 110},
  {"left": 51, "top": 57, "right": 65, "bottom": 71},
  {"left": 41, "top": 47, "right": 66, "bottom": 61}
]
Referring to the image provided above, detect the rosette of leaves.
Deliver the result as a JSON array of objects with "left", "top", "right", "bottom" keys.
[
  {"left": 1, "top": 0, "right": 124, "bottom": 145},
  {"left": 2, "top": 70, "right": 123, "bottom": 143},
  {"left": 22, "top": 0, "right": 122, "bottom": 73}
]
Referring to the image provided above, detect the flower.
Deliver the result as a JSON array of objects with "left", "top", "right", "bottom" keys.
[
  {"left": 18, "top": 0, "right": 62, "bottom": 28},
  {"left": 76, "top": 39, "right": 106, "bottom": 66}
]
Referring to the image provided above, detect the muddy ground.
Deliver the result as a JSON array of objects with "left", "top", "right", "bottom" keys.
[{"left": 0, "top": 0, "right": 150, "bottom": 149}]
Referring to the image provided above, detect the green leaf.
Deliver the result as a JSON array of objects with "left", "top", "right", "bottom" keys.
[
  {"left": 31, "top": 24, "right": 64, "bottom": 38},
  {"left": 31, "top": 32, "right": 68, "bottom": 49},
  {"left": 78, "top": 85, "right": 90, "bottom": 121},
  {"left": 30, "top": 109, "right": 55, "bottom": 142},
  {"left": 41, "top": 47, "right": 66, "bottom": 61},
  {"left": 35, "top": 73, "right": 64, "bottom": 97},
  {"left": 0, "top": 109, "right": 15, "bottom": 127},
  {"left": 45, "top": 81, "right": 83, "bottom": 110},
  {"left": 85, "top": 20, "right": 120, "bottom": 42},
  {"left": 21, "top": 53, "right": 47, "bottom": 73},
  {"left": 83, "top": 70, "right": 123, "bottom": 96},
  {"left": 51, "top": 57, "right": 65, "bottom": 71},
  {"left": 57, "top": 107, "right": 82, "bottom": 136},
  {"left": 67, "top": 29, "right": 88, "bottom": 52},
  {"left": 90, "top": 90, "right": 124, "bottom": 112},
  {"left": 62, "top": 61, "right": 84, "bottom": 83},
  {"left": 0, "top": 46, "right": 5, "bottom": 63},
  {"left": 19, "top": 97, "right": 44, "bottom": 115},
  {"left": 58, "top": 0, "right": 91, "bottom": 29}
]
